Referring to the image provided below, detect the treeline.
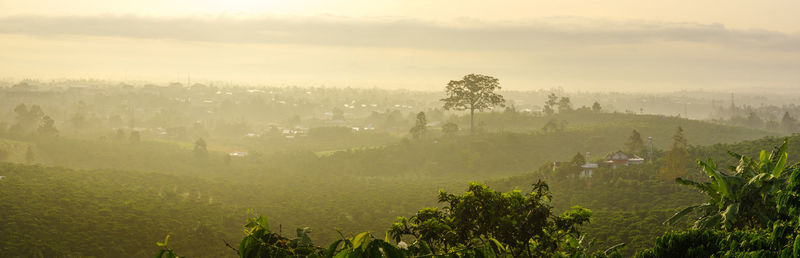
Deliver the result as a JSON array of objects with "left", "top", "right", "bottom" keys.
[
  {"left": 711, "top": 102, "right": 800, "bottom": 133},
  {"left": 152, "top": 138, "right": 800, "bottom": 257}
]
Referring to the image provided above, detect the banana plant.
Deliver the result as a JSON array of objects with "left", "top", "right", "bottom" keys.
[{"left": 666, "top": 138, "right": 795, "bottom": 230}]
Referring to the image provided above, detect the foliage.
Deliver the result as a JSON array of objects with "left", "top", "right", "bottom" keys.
[
  {"left": 37, "top": 115, "right": 59, "bottom": 136},
  {"left": 409, "top": 112, "right": 427, "bottom": 140},
  {"left": 591, "top": 102, "right": 602, "bottom": 112},
  {"left": 625, "top": 130, "right": 645, "bottom": 156},
  {"left": 639, "top": 138, "right": 800, "bottom": 257},
  {"left": 388, "top": 182, "right": 618, "bottom": 257},
  {"left": 658, "top": 127, "right": 690, "bottom": 180},
  {"left": 154, "top": 235, "right": 185, "bottom": 258},
  {"left": 238, "top": 216, "right": 323, "bottom": 257},
  {"left": 194, "top": 138, "right": 208, "bottom": 160},
  {"left": 542, "top": 118, "right": 566, "bottom": 133},
  {"left": 544, "top": 93, "right": 559, "bottom": 116},
  {"left": 441, "top": 74, "right": 505, "bottom": 133},
  {"left": 0, "top": 108, "right": 780, "bottom": 257},
  {"left": 557, "top": 97, "right": 573, "bottom": 113},
  {"left": 442, "top": 122, "right": 459, "bottom": 138},
  {"left": 0, "top": 163, "right": 236, "bottom": 257},
  {"left": 665, "top": 138, "right": 792, "bottom": 230}
]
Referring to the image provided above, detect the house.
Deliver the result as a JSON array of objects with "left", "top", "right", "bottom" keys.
[
  {"left": 604, "top": 150, "right": 645, "bottom": 168},
  {"left": 580, "top": 163, "right": 598, "bottom": 178},
  {"left": 228, "top": 151, "right": 248, "bottom": 157},
  {"left": 628, "top": 156, "right": 645, "bottom": 165},
  {"left": 579, "top": 151, "right": 599, "bottom": 178}
]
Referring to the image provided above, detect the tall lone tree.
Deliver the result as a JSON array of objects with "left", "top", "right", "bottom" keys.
[
  {"left": 625, "top": 129, "right": 645, "bottom": 155},
  {"left": 441, "top": 74, "right": 505, "bottom": 134}
]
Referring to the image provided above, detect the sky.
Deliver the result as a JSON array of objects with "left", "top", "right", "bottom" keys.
[{"left": 0, "top": 0, "right": 799, "bottom": 91}]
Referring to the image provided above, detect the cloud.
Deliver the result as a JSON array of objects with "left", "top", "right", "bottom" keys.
[{"left": 0, "top": 15, "right": 798, "bottom": 51}]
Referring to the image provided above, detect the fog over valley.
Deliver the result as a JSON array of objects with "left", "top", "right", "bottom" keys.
[{"left": 1, "top": 1, "right": 800, "bottom": 257}]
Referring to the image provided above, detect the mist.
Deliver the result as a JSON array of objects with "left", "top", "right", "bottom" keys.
[{"left": 2, "top": 1, "right": 800, "bottom": 257}]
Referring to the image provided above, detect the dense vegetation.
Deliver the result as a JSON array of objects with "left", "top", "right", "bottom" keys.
[
  {"left": 1, "top": 82, "right": 796, "bottom": 257},
  {"left": 637, "top": 138, "right": 800, "bottom": 257},
  {"left": 147, "top": 137, "right": 800, "bottom": 257},
  {"left": 1, "top": 130, "right": 789, "bottom": 256}
]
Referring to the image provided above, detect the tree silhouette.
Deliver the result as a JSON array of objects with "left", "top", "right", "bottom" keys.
[
  {"left": 591, "top": 101, "right": 602, "bottom": 112},
  {"left": 781, "top": 112, "right": 796, "bottom": 133},
  {"left": 37, "top": 116, "right": 58, "bottom": 136},
  {"left": 441, "top": 74, "right": 505, "bottom": 134},
  {"left": 659, "top": 127, "right": 690, "bottom": 181},
  {"left": 625, "top": 129, "right": 645, "bottom": 155},
  {"left": 543, "top": 93, "right": 558, "bottom": 115},
  {"left": 409, "top": 112, "right": 427, "bottom": 140},
  {"left": 557, "top": 96, "right": 573, "bottom": 113},
  {"left": 194, "top": 138, "right": 208, "bottom": 160},
  {"left": 442, "top": 122, "right": 459, "bottom": 138}
]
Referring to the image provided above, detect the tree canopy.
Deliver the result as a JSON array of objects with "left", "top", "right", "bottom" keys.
[{"left": 441, "top": 74, "right": 505, "bottom": 134}]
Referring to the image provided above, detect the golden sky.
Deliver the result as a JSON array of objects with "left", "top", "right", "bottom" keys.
[{"left": 0, "top": 0, "right": 798, "bottom": 91}]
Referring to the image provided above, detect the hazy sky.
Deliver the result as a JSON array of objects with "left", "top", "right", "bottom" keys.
[{"left": 1, "top": 0, "right": 799, "bottom": 91}]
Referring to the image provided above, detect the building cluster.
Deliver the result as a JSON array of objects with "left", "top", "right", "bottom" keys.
[{"left": 554, "top": 150, "right": 646, "bottom": 178}]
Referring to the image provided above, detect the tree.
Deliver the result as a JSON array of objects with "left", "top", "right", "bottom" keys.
[
  {"left": 409, "top": 112, "right": 427, "bottom": 140},
  {"left": 194, "top": 138, "right": 208, "bottom": 160},
  {"left": 566, "top": 152, "right": 587, "bottom": 178},
  {"left": 781, "top": 111, "right": 796, "bottom": 133},
  {"left": 625, "top": 130, "right": 645, "bottom": 155},
  {"left": 441, "top": 74, "right": 505, "bottom": 134},
  {"left": 543, "top": 93, "right": 558, "bottom": 115},
  {"left": 11, "top": 103, "right": 44, "bottom": 134},
  {"left": 37, "top": 116, "right": 58, "bottom": 136},
  {"left": 659, "top": 127, "right": 690, "bottom": 181},
  {"left": 592, "top": 101, "right": 602, "bottom": 112},
  {"left": 389, "top": 182, "right": 600, "bottom": 257},
  {"left": 557, "top": 97, "right": 573, "bottom": 113},
  {"left": 442, "top": 122, "right": 459, "bottom": 138},
  {"left": 571, "top": 152, "right": 586, "bottom": 166},
  {"left": 745, "top": 112, "right": 763, "bottom": 128},
  {"left": 542, "top": 118, "right": 565, "bottom": 133}
]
